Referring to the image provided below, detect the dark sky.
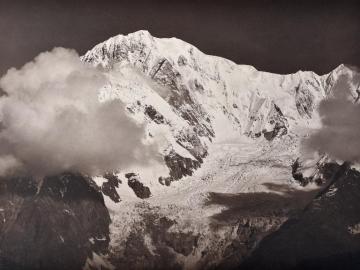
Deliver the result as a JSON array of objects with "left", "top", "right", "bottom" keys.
[{"left": 0, "top": 0, "right": 359, "bottom": 76}]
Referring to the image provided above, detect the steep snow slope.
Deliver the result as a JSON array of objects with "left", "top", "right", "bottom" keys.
[{"left": 79, "top": 31, "right": 360, "bottom": 269}]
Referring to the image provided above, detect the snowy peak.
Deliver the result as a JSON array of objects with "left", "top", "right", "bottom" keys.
[
  {"left": 82, "top": 30, "right": 256, "bottom": 77},
  {"left": 82, "top": 31, "right": 358, "bottom": 190}
]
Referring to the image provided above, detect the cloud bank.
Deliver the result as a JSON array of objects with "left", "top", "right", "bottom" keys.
[
  {"left": 0, "top": 48, "right": 157, "bottom": 177},
  {"left": 305, "top": 72, "right": 360, "bottom": 163}
]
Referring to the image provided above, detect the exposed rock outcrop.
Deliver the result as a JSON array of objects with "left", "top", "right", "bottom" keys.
[
  {"left": 101, "top": 172, "right": 121, "bottom": 203},
  {"left": 125, "top": 173, "right": 151, "bottom": 199},
  {"left": 241, "top": 162, "right": 360, "bottom": 270},
  {"left": 0, "top": 173, "right": 111, "bottom": 270}
]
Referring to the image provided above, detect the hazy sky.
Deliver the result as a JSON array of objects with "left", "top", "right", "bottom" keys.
[{"left": 0, "top": 0, "right": 359, "bottom": 76}]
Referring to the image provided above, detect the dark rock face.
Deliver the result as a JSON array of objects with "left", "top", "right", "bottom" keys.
[
  {"left": 158, "top": 176, "right": 172, "bottom": 186},
  {"left": 125, "top": 173, "right": 151, "bottom": 199},
  {"left": 241, "top": 163, "right": 360, "bottom": 270},
  {"left": 164, "top": 231, "right": 199, "bottom": 256},
  {"left": 216, "top": 217, "right": 285, "bottom": 270},
  {"left": 0, "top": 173, "right": 111, "bottom": 270},
  {"left": 110, "top": 206, "right": 199, "bottom": 270},
  {"left": 163, "top": 150, "right": 201, "bottom": 182},
  {"left": 101, "top": 172, "right": 121, "bottom": 203},
  {"left": 291, "top": 158, "right": 340, "bottom": 187},
  {"left": 150, "top": 58, "right": 179, "bottom": 91},
  {"left": 144, "top": 105, "right": 165, "bottom": 124},
  {"left": 176, "top": 134, "right": 208, "bottom": 163},
  {"left": 295, "top": 84, "right": 314, "bottom": 118},
  {"left": 291, "top": 158, "right": 312, "bottom": 186},
  {"left": 205, "top": 187, "right": 312, "bottom": 270},
  {"left": 263, "top": 103, "right": 288, "bottom": 141}
]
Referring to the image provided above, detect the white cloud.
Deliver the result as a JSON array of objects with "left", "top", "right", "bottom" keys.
[
  {"left": 0, "top": 47, "right": 158, "bottom": 177},
  {"left": 304, "top": 72, "right": 360, "bottom": 163}
]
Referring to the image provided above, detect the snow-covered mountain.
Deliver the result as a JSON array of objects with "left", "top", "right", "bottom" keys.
[
  {"left": 81, "top": 30, "right": 356, "bottom": 192},
  {"left": 1, "top": 31, "right": 359, "bottom": 270}
]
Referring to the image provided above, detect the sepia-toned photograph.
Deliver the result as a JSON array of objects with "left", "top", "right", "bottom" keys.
[{"left": 0, "top": 0, "right": 359, "bottom": 269}]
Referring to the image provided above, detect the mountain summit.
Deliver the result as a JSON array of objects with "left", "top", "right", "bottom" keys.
[{"left": 81, "top": 30, "right": 354, "bottom": 187}]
